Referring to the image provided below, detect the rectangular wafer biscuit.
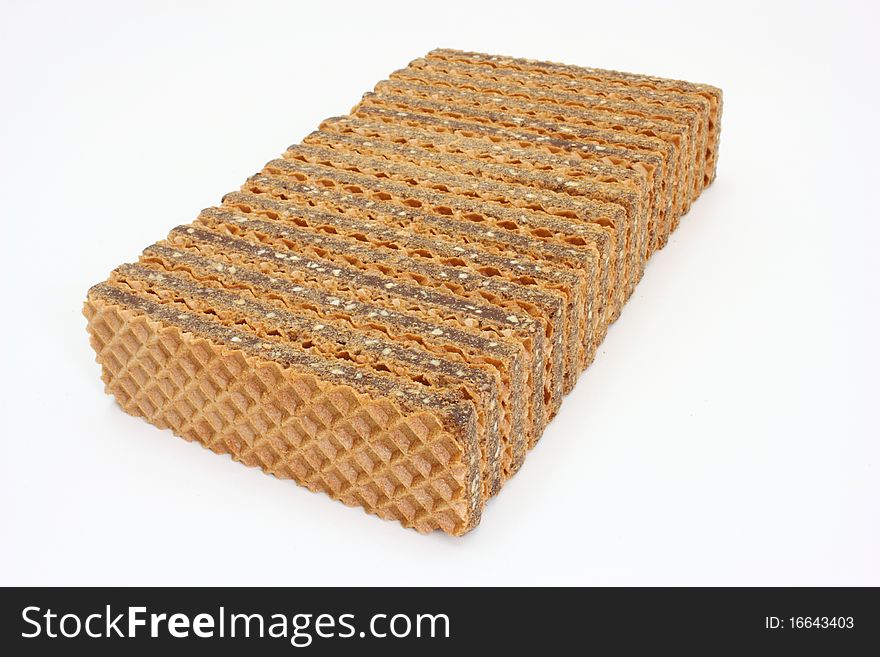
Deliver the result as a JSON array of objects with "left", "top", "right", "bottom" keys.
[{"left": 84, "top": 49, "right": 721, "bottom": 535}]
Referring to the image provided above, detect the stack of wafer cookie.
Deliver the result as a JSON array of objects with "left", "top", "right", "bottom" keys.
[{"left": 84, "top": 49, "right": 722, "bottom": 535}]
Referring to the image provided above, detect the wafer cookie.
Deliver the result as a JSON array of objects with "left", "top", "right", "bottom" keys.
[{"left": 84, "top": 49, "right": 722, "bottom": 535}]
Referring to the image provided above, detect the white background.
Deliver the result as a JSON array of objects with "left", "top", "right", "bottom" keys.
[{"left": 2, "top": 0, "right": 877, "bottom": 586}]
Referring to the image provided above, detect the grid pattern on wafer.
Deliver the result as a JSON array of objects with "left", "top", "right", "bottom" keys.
[{"left": 85, "top": 292, "right": 481, "bottom": 535}]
